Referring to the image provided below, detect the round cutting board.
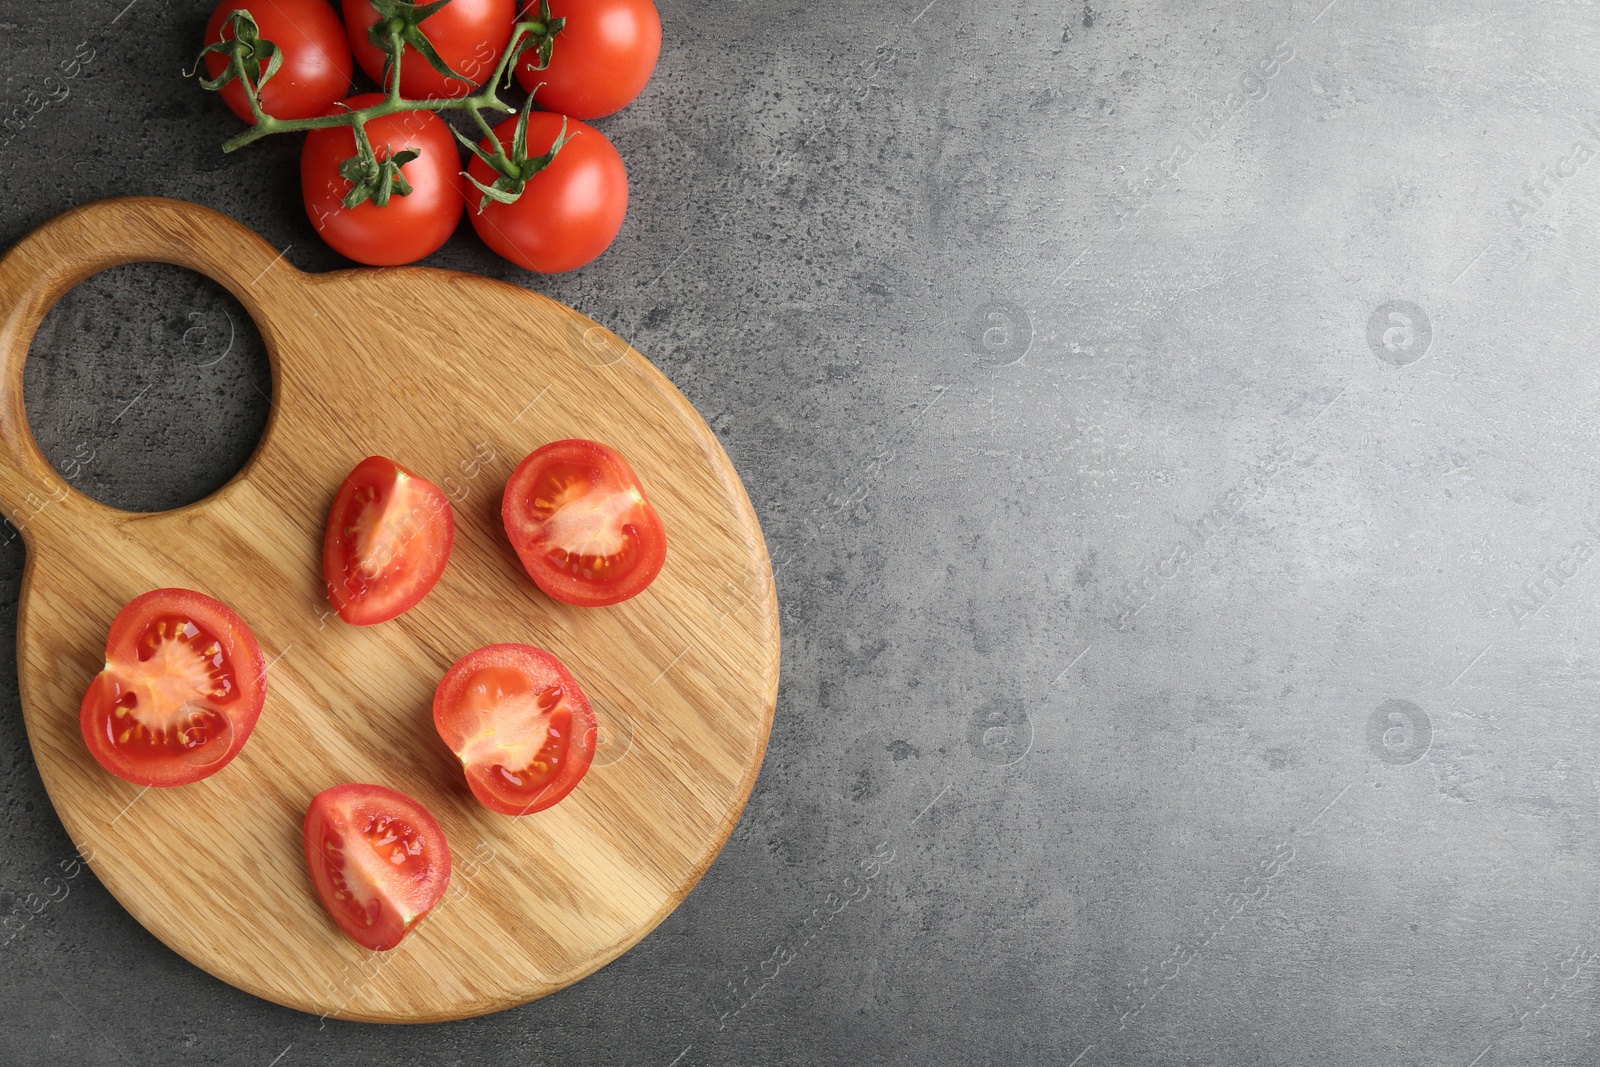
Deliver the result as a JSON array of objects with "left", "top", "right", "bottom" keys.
[{"left": 0, "top": 197, "right": 779, "bottom": 1023}]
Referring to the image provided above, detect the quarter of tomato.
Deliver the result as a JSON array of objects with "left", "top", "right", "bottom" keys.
[
  {"left": 324, "top": 456, "right": 454, "bottom": 626},
  {"left": 433, "top": 644, "right": 596, "bottom": 815},
  {"left": 301, "top": 94, "right": 464, "bottom": 266},
  {"left": 466, "top": 112, "right": 627, "bottom": 273},
  {"left": 303, "top": 784, "right": 451, "bottom": 951},
  {"left": 501, "top": 439, "right": 665, "bottom": 606},
  {"left": 79, "top": 589, "right": 267, "bottom": 788},
  {"left": 343, "top": 0, "right": 514, "bottom": 99},
  {"left": 204, "top": 0, "right": 354, "bottom": 123},
  {"left": 516, "top": 0, "right": 661, "bottom": 119}
]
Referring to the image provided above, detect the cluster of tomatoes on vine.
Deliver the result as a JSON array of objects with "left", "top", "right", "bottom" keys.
[{"left": 192, "top": 0, "right": 660, "bottom": 271}]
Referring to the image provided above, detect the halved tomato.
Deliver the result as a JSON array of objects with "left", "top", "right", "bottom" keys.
[
  {"left": 433, "top": 644, "right": 596, "bottom": 815},
  {"left": 324, "top": 456, "right": 454, "bottom": 625},
  {"left": 79, "top": 588, "right": 266, "bottom": 788},
  {"left": 501, "top": 439, "right": 666, "bottom": 607},
  {"left": 303, "top": 784, "right": 452, "bottom": 951}
]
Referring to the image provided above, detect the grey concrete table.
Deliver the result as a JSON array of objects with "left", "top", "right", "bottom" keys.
[{"left": 2, "top": 0, "right": 1595, "bottom": 1063}]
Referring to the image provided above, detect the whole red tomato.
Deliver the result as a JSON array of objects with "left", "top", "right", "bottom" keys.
[
  {"left": 301, "top": 94, "right": 464, "bottom": 265},
  {"left": 516, "top": 0, "right": 660, "bottom": 118},
  {"left": 467, "top": 111, "right": 627, "bottom": 272},
  {"left": 343, "top": 0, "right": 515, "bottom": 100},
  {"left": 203, "top": 0, "right": 353, "bottom": 123}
]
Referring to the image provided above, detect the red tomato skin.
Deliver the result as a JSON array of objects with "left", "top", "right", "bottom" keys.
[
  {"left": 342, "top": 0, "right": 515, "bottom": 100},
  {"left": 323, "top": 456, "right": 455, "bottom": 626},
  {"left": 433, "top": 644, "right": 597, "bottom": 815},
  {"left": 467, "top": 113, "right": 627, "bottom": 273},
  {"left": 204, "top": 0, "right": 353, "bottom": 123},
  {"left": 502, "top": 438, "right": 666, "bottom": 607},
  {"left": 515, "top": 0, "right": 661, "bottom": 119},
  {"left": 80, "top": 588, "right": 267, "bottom": 788},
  {"left": 301, "top": 94, "right": 465, "bottom": 265},
  {"left": 302, "top": 784, "right": 452, "bottom": 951}
]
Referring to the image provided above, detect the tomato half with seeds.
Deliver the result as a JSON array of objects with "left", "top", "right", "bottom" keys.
[
  {"left": 79, "top": 589, "right": 266, "bottom": 788},
  {"left": 501, "top": 439, "right": 665, "bottom": 607},
  {"left": 324, "top": 456, "right": 454, "bottom": 626},
  {"left": 303, "top": 784, "right": 451, "bottom": 951},
  {"left": 433, "top": 644, "right": 596, "bottom": 815}
]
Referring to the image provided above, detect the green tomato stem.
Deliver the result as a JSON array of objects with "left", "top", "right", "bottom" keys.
[
  {"left": 218, "top": 18, "right": 543, "bottom": 155},
  {"left": 386, "top": 25, "right": 406, "bottom": 105}
]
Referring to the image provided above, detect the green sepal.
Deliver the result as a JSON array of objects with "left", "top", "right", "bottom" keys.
[
  {"left": 465, "top": 173, "right": 524, "bottom": 206},
  {"left": 186, "top": 10, "right": 284, "bottom": 105},
  {"left": 511, "top": 93, "right": 533, "bottom": 159},
  {"left": 505, "top": 1, "right": 565, "bottom": 78},
  {"left": 466, "top": 94, "right": 574, "bottom": 212},
  {"left": 451, "top": 124, "right": 512, "bottom": 176},
  {"left": 366, "top": 0, "right": 475, "bottom": 88},
  {"left": 338, "top": 130, "right": 422, "bottom": 209}
]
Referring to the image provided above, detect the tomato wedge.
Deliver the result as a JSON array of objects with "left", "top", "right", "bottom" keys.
[
  {"left": 433, "top": 644, "right": 596, "bottom": 815},
  {"left": 501, "top": 439, "right": 666, "bottom": 607},
  {"left": 79, "top": 589, "right": 266, "bottom": 788},
  {"left": 303, "top": 784, "right": 452, "bottom": 951},
  {"left": 324, "top": 456, "right": 454, "bottom": 625}
]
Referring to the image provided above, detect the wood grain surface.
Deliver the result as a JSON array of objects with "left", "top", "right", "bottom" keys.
[{"left": 0, "top": 197, "right": 780, "bottom": 1023}]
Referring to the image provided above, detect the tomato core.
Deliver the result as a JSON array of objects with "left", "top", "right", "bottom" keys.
[
  {"left": 102, "top": 614, "right": 243, "bottom": 769},
  {"left": 433, "top": 645, "right": 597, "bottom": 815},
  {"left": 320, "top": 810, "right": 431, "bottom": 931}
]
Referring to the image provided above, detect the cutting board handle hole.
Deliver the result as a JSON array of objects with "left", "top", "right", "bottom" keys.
[{"left": 24, "top": 264, "right": 270, "bottom": 514}]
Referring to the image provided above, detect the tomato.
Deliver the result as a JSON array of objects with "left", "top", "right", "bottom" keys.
[
  {"left": 303, "top": 784, "right": 451, "bottom": 950},
  {"left": 466, "top": 112, "right": 627, "bottom": 273},
  {"left": 204, "top": 0, "right": 354, "bottom": 123},
  {"left": 323, "top": 456, "right": 454, "bottom": 626},
  {"left": 501, "top": 439, "right": 665, "bottom": 606},
  {"left": 343, "top": 0, "right": 514, "bottom": 100},
  {"left": 515, "top": 0, "right": 660, "bottom": 119},
  {"left": 79, "top": 589, "right": 267, "bottom": 788},
  {"left": 301, "top": 94, "right": 464, "bottom": 265},
  {"left": 433, "top": 645, "right": 596, "bottom": 815}
]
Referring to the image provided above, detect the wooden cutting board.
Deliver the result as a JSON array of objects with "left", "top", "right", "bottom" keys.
[{"left": 0, "top": 197, "right": 779, "bottom": 1023}]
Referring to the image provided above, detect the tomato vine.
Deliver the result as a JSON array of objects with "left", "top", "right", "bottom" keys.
[{"left": 188, "top": 0, "right": 567, "bottom": 209}]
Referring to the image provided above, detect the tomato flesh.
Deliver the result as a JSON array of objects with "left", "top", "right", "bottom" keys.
[
  {"left": 303, "top": 784, "right": 451, "bottom": 951},
  {"left": 502, "top": 439, "right": 665, "bottom": 607},
  {"left": 80, "top": 589, "right": 266, "bottom": 788},
  {"left": 433, "top": 645, "right": 596, "bottom": 815},
  {"left": 324, "top": 456, "right": 454, "bottom": 625}
]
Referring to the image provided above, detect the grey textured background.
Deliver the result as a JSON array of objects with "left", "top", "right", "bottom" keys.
[{"left": 1, "top": 0, "right": 1597, "bottom": 1063}]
